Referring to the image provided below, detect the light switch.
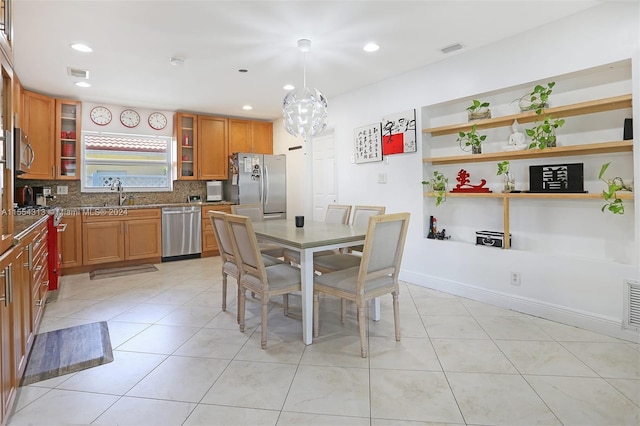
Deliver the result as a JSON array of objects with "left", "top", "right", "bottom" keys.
[
  {"left": 378, "top": 173, "right": 387, "bottom": 184},
  {"left": 57, "top": 185, "right": 68, "bottom": 195}
]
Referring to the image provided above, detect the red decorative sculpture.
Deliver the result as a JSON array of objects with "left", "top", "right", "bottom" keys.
[{"left": 451, "top": 169, "right": 492, "bottom": 193}]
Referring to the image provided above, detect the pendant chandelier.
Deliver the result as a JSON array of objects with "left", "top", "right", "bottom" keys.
[{"left": 282, "top": 39, "right": 328, "bottom": 139}]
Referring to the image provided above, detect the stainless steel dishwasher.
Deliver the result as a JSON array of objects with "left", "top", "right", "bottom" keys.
[{"left": 161, "top": 206, "right": 202, "bottom": 261}]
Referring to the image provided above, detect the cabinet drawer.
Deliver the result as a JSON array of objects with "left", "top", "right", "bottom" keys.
[
  {"left": 82, "top": 207, "right": 161, "bottom": 222},
  {"left": 202, "top": 205, "right": 231, "bottom": 217}
]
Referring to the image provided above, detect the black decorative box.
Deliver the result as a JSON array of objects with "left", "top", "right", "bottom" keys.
[
  {"left": 529, "top": 163, "right": 585, "bottom": 193},
  {"left": 476, "top": 231, "right": 511, "bottom": 249}
]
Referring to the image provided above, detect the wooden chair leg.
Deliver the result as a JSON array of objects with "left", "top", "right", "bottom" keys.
[
  {"left": 393, "top": 292, "right": 401, "bottom": 341},
  {"left": 222, "top": 273, "right": 227, "bottom": 312},
  {"left": 313, "top": 292, "right": 319, "bottom": 338},
  {"left": 261, "top": 296, "right": 268, "bottom": 349},
  {"left": 236, "top": 280, "right": 241, "bottom": 324},
  {"left": 239, "top": 288, "right": 246, "bottom": 332},
  {"left": 340, "top": 298, "right": 347, "bottom": 324},
  {"left": 357, "top": 304, "right": 367, "bottom": 358},
  {"left": 283, "top": 294, "right": 289, "bottom": 316}
]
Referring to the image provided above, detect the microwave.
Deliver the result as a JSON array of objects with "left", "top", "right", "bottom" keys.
[
  {"left": 206, "top": 181, "right": 223, "bottom": 201},
  {"left": 13, "top": 128, "right": 33, "bottom": 175}
]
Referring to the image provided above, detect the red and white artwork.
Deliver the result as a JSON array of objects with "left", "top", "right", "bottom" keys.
[{"left": 381, "top": 109, "right": 416, "bottom": 155}]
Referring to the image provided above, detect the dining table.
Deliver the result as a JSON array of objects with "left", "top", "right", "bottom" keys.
[{"left": 251, "top": 218, "right": 380, "bottom": 345}]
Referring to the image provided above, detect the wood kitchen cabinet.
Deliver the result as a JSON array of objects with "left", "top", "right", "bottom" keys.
[
  {"left": 201, "top": 204, "right": 231, "bottom": 256},
  {"left": 198, "top": 115, "right": 228, "bottom": 180},
  {"left": 229, "top": 119, "right": 273, "bottom": 154},
  {"left": 82, "top": 208, "right": 161, "bottom": 265},
  {"left": 174, "top": 112, "right": 198, "bottom": 180},
  {"left": 21, "top": 90, "right": 55, "bottom": 179},
  {"left": 0, "top": 218, "right": 47, "bottom": 426},
  {"left": 59, "top": 214, "right": 82, "bottom": 269},
  {"left": 55, "top": 99, "right": 81, "bottom": 180}
]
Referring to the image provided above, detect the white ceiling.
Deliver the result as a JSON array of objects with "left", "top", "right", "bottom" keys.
[{"left": 13, "top": 1, "right": 602, "bottom": 121}]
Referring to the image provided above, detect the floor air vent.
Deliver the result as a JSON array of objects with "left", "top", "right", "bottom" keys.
[{"left": 624, "top": 280, "right": 640, "bottom": 332}]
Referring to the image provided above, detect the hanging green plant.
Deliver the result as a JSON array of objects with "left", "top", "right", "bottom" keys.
[
  {"left": 422, "top": 170, "right": 448, "bottom": 206},
  {"left": 519, "top": 81, "right": 555, "bottom": 113},
  {"left": 466, "top": 99, "right": 491, "bottom": 120},
  {"left": 457, "top": 124, "right": 487, "bottom": 154},
  {"left": 599, "top": 162, "right": 630, "bottom": 214},
  {"left": 526, "top": 115, "right": 565, "bottom": 149}
]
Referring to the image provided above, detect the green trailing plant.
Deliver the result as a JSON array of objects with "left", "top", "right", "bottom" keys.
[
  {"left": 496, "top": 160, "right": 515, "bottom": 192},
  {"left": 466, "top": 99, "right": 491, "bottom": 120},
  {"left": 519, "top": 81, "right": 555, "bottom": 113},
  {"left": 457, "top": 124, "right": 487, "bottom": 153},
  {"left": 422, "top": 170, "right": 448, "bottom": 206},
  {"left": 526, "top": 115, "right": 565, "bottom": 149},
  {"left": 599, "top": 162, "right": 626, "bottom": 214}
]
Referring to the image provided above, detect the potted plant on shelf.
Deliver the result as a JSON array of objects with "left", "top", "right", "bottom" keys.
[
  {"left": 457, "top": 124, "right": 487, "bottom": 154},
  {"left": 526, "top": 115, "right": 565, "bottom": 149},
  {"left": 518, "top": 81, "right": 555, "bottom": 113},
  {"left": 496, "top": 160, "right": 515, "bottom": 193},
  {"left": 422, "top": 170, "right": 448, "bottom": 206},
  {"left": 599, "top": 162, "right": 632, "bottom": 214},
  {"left": 466, "top": 99, "right": 491, "bottom": 121}
]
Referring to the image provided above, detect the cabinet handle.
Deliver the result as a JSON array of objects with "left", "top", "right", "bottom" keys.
[
  {"left": 57, "top": 223, "right": 68, "bottom": 233},
  {"left": 35, "top": 299, "right": 42, "bottom": 306},
  {"left": 42, "top": 280, "right": 49, "bottom": 288},
  {"left": 26, "top": 243, "right": 33, "bottom": 269},
  {"left": 0, "top": 264, "right": 12, "bottom": 306},
  {"left": 35, "top": 265, "right": 43, "bottom": 271}
]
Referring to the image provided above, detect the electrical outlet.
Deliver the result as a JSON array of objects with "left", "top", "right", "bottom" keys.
[
  {"left": 56, "top": 185, "right": 68, "bottom": 195},
  {"left": 378, "top": 173, "right": 387, "bottom": 184},
  {"left": 510, "top": 272, "right": 521, "bottom": 286}
]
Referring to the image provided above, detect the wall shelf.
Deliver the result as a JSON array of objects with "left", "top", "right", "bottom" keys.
[
  {"left": 422, "top": 94, "right": 632, "bottom": 137},
  {"left": 423, "top": 140, "right": 633, "bottom": 165},
  {"left": 424, "top": 191, "right": 634, "bottom": 200}
]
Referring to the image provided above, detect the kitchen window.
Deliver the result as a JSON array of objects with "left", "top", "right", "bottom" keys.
[{"left": 81, "top": 131, "right": 173, "bottom": 192}]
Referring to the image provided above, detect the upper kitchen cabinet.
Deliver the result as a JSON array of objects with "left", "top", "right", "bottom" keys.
[
  {"left": 0, "top": 52, "right": 12, "bottom": 255},
  {"left": 229, "top": 119, "right": 273, "bottom": 154},
  {"left": 174, "top": 112, "right": 198, "bottom": 180},
  {"left": 198, "top": 115, "right": 228, "bottom": 180},
  {"left": 21, "top": 90, "right": 54, "bottom": 180},
  {"left": 0, "top": 0, "right": 13, "bottom": 63},
  {"left": 54, "top": 99, "right": 81, "bottom": 180}
]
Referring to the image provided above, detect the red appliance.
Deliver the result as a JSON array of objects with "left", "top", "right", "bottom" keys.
[{"left": 47, "top": 208, "right": 63, "bottom": 291}]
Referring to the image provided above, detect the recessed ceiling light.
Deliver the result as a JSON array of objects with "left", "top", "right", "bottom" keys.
[
  {"left": 70, "top": 43, "right": 93, "bottom": 53},
  {"left": 283, "top": 84, "right": 295, "bottom": 91},
  {"left": 363, "top": 42, "right": 380, "bottom": 52},
  {"left": 242, "top": 105, "right": 253, "bottom": 110},
  {"left": 440, "top": 43, "right": 463, "bottom": 54},
  {"left": 74, "top": 81, "right": 91, "bottom": 88}
]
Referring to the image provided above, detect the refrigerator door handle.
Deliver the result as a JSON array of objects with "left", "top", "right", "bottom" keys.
[{"left": 263, "top": 163, "right": 269, "bottom": 207}]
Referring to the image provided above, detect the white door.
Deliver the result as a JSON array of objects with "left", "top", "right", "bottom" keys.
[{"left": 312, "top": 131, "right": 337, "bottom": 222}]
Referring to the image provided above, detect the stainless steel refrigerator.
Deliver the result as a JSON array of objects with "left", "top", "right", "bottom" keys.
[{"left": 224, "top": 153, "right": 286, "bottom": 219}]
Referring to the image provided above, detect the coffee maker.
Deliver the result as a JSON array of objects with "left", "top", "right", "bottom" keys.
[{"left": 32, "top": 186, "right": 53, "bottom": 207}]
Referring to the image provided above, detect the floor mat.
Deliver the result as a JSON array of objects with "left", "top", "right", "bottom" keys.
[
  {"left": 89, "top": 264, "right": 158, "bottom": 280},
  {"left": 21, "top": 321, "right": 113, "bottom": 386}
]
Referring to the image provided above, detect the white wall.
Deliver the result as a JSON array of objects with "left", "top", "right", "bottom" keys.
[{"left": 274, "top": 2, "right": 640, "bottom": 341}]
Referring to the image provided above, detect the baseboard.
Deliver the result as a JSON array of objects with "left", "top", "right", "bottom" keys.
[{"left": 400, "top": 270, "right": 640, "bottom": 344}]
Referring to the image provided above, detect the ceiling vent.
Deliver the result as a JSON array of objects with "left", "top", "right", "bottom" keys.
[
  {"left": 440, "top": 43, "right": 463, "bottom": 54},
  {"left": 67, "top": 67, "right": 89, "bottom": 79}
]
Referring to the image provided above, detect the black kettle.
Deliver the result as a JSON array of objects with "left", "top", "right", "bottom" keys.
[{"left": 17, "top": 186, "right": 34, "bottom": 207}]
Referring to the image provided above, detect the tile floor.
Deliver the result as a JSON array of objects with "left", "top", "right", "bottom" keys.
[{"left": 8, "top": 257, "right": 640, "bottom": 426}]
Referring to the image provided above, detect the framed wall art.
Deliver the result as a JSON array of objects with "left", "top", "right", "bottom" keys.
[
  {"left": 381, "top": 109, "right": 416, "bottom": 155},
  {"left": 354, "top": 123, "right": 383, "bottom": 164}
]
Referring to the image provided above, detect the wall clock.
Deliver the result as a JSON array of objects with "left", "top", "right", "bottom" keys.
[
  {"left": 148, "top": 112, "right": 167, "bottom": 130},
  {"left": 120, "top": 109, "right": 140, "bottom": 128},
  {"left": 90, "top": 106, "right": 112, "bottom": 126}
]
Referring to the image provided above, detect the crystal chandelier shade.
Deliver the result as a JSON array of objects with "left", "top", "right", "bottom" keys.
[{"left": 282, "top": 39, "right": 328, "bottom": 139}]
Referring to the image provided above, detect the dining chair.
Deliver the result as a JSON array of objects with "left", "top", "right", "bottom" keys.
[
  {"left": 225, "top": 213, "right": 302, "bottom": 349},
  {"left": 231, "top": 203, "right": 285, "bottom": 258},
  {"left": 208, "top": 211, "right": 281, "bottom": 323},
  {"left": 313, "top": 212, "right": 410, "bottom": 358},
  {"left": 283, "top": 204, "right": 352, "bottom": 265},
  {"left": 348, "top": 205, "right": 386, "bottom": 253}
]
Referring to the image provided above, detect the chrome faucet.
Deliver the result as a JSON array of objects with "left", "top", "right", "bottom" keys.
[{"left": 110, "top": 178, "right": 127, "bottom": 206}]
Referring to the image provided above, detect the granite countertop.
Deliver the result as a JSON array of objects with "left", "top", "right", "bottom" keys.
[
  {"left": 70, "top": 201, "right": 234, "bottom": 210},
  {"left": 13, "top": 212, "right": 49, "bottom": 243}
]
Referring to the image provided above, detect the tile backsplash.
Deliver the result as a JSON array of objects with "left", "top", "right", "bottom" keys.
[{"left": 15, "top": 179, "right": 210, "bottom": 207}]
